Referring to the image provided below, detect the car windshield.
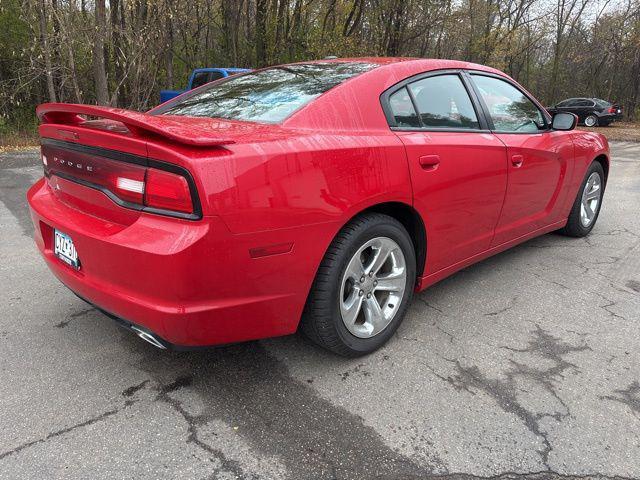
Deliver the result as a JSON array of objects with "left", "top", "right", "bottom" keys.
[
  {"left": 594, "top": 99, "right": 611, "bottom": 107},
  {"left": 154, "top": 62, "right": 378, "bottom": 123}
]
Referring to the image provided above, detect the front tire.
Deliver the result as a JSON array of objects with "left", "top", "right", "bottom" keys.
[
  {"left": 558, "top": 161, "right": 605, "bottom": 237},
  {"left": 584, "top": 114, "right": 598, "bottom": 127},
  {"left": 300, "top": 213, "right": 416, "bottom": 357}
]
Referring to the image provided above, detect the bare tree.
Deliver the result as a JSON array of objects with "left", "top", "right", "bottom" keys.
[
  {"left": 38, "top": 0, "right": 57, "bottom": 102},
  {"left": 92, "top": 0, "right": 109, "bottom": 105}
]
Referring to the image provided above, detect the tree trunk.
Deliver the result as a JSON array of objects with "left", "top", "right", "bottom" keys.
[
  {"left": 255, "top": 0, "right": 268, "bottom": 66},
  {"left": 38, "top": 0, "right": 57, "bottom": 103},
  {"left": 92, "top": 0, "right": 109, "bottom": 105},
  {"left": 165, "top": 2, "right": 174, "bottom": 88},
  {"left": 109, "top": 0, "right": 124, "bottom": 106}
]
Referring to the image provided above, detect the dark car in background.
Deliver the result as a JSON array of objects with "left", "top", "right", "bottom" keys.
[{"left": 547, "top": 98, "right": 623, "bottom": 127}]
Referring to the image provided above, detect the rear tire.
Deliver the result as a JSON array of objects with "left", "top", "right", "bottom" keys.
[
  {"left": 558, "top": 161, "right": 605, "bottom": 237},
  {"left": 300, "top": 213, "right": 416, "bottom": 357},
  {"left": 584, "top": 114, "right": 598, "bottom": 127}
]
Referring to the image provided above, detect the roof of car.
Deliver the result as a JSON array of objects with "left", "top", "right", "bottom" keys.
[
  {"left": 281, "top": 57, "right": 508, "bottom": 131},
  {"left": 290, "top": 56, "right": 502, "bottom": 72}
]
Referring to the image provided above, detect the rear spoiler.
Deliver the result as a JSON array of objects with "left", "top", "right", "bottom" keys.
[{"left": 36, "top": 103, "right": 235, "bottom": 147}]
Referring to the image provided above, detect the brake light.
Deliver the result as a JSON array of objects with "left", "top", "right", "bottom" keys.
[
  {"left": 608, "top": 107, "right": 616, "bottom": 113},
  {"left": 42, "top": 143, "right": 196, "bottom": 217},
  {"left": 144, "top": 169, "right": 193, "bottom": 213}
]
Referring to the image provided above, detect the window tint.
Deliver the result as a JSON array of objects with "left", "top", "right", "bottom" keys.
[
  {"left": 472, "top": 75, "right": 544, "bottom": 132},
  {"left": 556, "top": 99, "right": 574, "bottom": 107},
  {"left": 157, "top": 62, "right": 378, "bottom": 123},
  {"left": 191, "top": 72, "right": 211, "bottom": 89},
  {"left": 574, "top": 99, "right": 595, "bottom": 107},
  {"left": 594, "top": 98, "right": 611, "bottom": 107},
  {"left": 407, "top": 75, "right": 479, "bottom": 129},
  {"left": 388, "top": 87, "right": 420, "bottom": 127}
]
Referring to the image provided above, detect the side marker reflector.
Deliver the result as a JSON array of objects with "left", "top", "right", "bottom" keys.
[{"left": 249, "top": 242, "right": 294, "bottom": 258}]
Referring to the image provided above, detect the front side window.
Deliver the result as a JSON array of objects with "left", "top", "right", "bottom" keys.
[
  {"left": 407, "top": 75, "right": 480, "bottom": 129},
  {"left": 191, "top": 72, "right": 211, "bottom": 89},
  {"left": 471, "top": 75, "right": 545, "bottom": 132},
  {"left": 156, "top": 62, "right": 377, "bottom": 123}
]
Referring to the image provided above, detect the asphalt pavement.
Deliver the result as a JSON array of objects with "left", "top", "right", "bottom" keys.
[{"left": 0, "top": 141, "right": 639, "bottom": 479}]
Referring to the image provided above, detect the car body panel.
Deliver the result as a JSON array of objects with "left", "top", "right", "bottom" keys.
[
  {"left": 490, "top": 130, "right": 575, "bottom": 245},
  {"left": 27, "top": 58, "right": 610, "bottom": 348},
  {"left": 395, "top": 131, "right": 508, "bottom": 273}
]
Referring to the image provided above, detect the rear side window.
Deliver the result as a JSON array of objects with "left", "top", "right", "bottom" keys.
[
  {"left": 388, "top": 88, "right": 420, "bottom": 127},
  {"left": 156, "top": 62, "right": 378, "bottom": 123},
  {"left": 407, "top": 75, "right": 480, "bottom": 129},
  {"left": 471, "top": 75, "right": 544, "bottom": 132}
]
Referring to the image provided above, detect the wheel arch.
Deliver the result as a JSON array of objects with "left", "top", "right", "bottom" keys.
[
  {"left": 349, "top": 201, "right": 427, "bottom": 278},
  {"left": 593, "top": 153, "right": 609, "bottom": 184}
]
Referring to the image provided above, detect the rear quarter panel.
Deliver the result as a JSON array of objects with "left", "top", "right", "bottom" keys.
[{"left": 195, "top": 132, "right": 411, "bottom": 234}]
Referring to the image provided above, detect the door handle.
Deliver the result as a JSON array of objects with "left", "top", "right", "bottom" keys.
[
  {"left": 419, "top": 155, "right": 440, "bottom": 171},
  {"left": 511, "top": 154, "right": 524, "bottom": 168}
]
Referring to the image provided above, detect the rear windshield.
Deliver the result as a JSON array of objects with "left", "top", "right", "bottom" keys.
[
  {"left": 154, "top": 62, "right": 378, "bottom": 123},
  {"left": 594, "top": 98, "right": 611, "bottom": 107}
]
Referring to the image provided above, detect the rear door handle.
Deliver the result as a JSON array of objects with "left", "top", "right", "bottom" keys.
[
  {"left": 511, "top": 154, "right": 524, "bottom": 168},
  {"left": 419, "top": 155, "right": 440, "bottom": 171}
]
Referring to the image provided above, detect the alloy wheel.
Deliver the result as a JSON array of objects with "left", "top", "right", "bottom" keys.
[
  {"left": 580, "top": 172, "right": 602, "bottom": 227},
  {"left": 339, "top": 237, "right": 407, "bottom": 338},
  {"left": 584, "top": 116, "right": 597, "bottom": 127}
]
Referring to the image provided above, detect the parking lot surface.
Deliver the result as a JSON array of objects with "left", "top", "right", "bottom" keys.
[{"left": 0, "top": 142, "right": 639, "bottom": 480}]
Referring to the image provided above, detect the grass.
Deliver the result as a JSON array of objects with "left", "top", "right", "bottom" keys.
[
  {"left": 0, "top": 130, "right": 39, "bottom": 153},
  {"left": 577, "top": 121, "right": 640, "bottom": 142}
]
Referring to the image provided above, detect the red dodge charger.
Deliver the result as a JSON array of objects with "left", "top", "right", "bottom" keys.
[{"left": 28, "top": 58, "right": 609, "bottom": 356}]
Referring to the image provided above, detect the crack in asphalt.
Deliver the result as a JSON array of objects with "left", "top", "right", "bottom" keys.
[
  {"left": 0, "top": 407, "right": 122, "bottom": 461},
  {"left": 625, "top": 279, "right": 640, "bottom": 293},
  {"left": 601, "top": 381, "right": 640, "bottom": 418},
  {"left": 415, "top": 295, "right": 447, "bottom": 314},
  {"left": 593, "top": 292, "right": 627, "bottom": 321},
  {"left": 130, "top": 342, "right": 441, "bottom": 480},
  {"left": 443, "top": 325, "right": 590, "bottom": 469},
  {"left": 54, "top": 307, "right": 95, "bottom": 329},
  {"left": 153, "top": 375, "right": 250, "bottom": 480},
  {"left": 520, "top": 269, "right": 571, "bottom": 290},
  {"left": 484, "top": 297, "right": 518, "bottom": 317}
]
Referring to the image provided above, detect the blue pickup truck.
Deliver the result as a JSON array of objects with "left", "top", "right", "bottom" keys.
[{"left": 159, "top": 67, "right": 251, "bottom": 103}]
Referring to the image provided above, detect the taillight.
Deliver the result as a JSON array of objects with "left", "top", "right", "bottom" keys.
[
  {"left": 144, "top": 168, "right": 193, "bottom": 213},
  {"left": 608, "top": 107, "right": 616, "bottom": 113},
  {"left": 42, "top": 142, "right": 197, "bottom": 218}
]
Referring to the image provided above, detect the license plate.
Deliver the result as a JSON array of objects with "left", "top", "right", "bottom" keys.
[{"left": 54, "top": 229, "right": 80, "bottom": 269}]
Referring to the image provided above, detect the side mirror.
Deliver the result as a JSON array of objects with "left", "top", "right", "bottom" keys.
[{"left": 552, "top": 112, "right": 577, "bottom": 131}]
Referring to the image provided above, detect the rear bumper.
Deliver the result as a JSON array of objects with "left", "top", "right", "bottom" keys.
[
  {"left": 27, "top": 177, "right": 321, "bottom": 347},
  {"left": 598, "top": 113, "right": 621, "bottom": 123}
]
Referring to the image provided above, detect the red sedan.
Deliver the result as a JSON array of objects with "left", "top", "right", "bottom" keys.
[{"left": 28, "top": 58, "right": 609, "bottom": 356}]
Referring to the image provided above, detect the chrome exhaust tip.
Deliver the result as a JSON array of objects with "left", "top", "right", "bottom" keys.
[{"left": 131, "top": 326, "right": 167, "bottom": 349}]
